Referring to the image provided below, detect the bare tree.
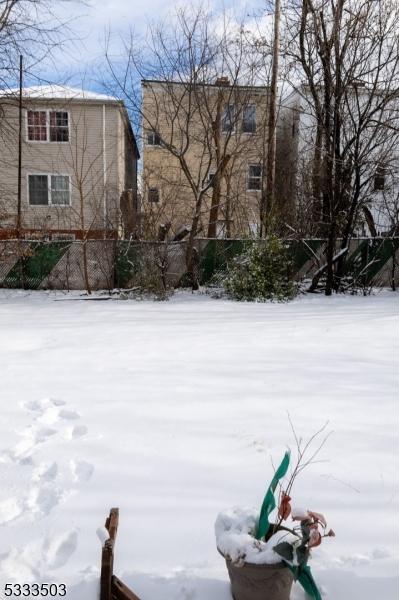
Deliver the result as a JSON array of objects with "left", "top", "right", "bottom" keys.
[
  {"left": 107, "top": 6, "right": 269, "bottom": 287},
  {"left": 282, "top": 0, "right": 399, "bottom": 294},
  {"left": 262, "top": 0, "right": 281, "bottom": 236},
  {"left": 0, "top": 1, "right": 78, "bottom": 91}
]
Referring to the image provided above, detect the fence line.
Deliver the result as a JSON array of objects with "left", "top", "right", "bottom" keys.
[{"left": 0, "top": 237, "right": 398, "bottom": 290}]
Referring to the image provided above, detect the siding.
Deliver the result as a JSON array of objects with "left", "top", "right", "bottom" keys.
[{"left": 0, "top": 97, "right": 137, "bottom": 238}]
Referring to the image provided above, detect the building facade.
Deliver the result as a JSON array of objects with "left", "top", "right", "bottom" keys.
[
  {"left": 141, "top": 78, "right": 269, "bottom": 239},
  {"left": 276, "top": 87, "right": 399, "bottom": 237},
  {"left": 0, "top": 85, "right": 139, "bottom": 240}
]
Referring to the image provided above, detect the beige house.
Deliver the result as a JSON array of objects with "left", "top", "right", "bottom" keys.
[
  {"left": 142, "top": 78, "right": 269, "bottom": 239},
  {"left": 0, "top": 85, "right": 139, "bottom": 240}
]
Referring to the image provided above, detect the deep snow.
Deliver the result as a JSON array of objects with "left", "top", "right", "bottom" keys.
[{"left": 0, "top": 289, "right": 398, "bottom": 599}]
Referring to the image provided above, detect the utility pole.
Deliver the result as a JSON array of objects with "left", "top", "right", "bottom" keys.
[
  {"left": 17, "top": 54, "right": 23, "bottom": 239},
  {"left": 261, "top": 0, "right": 280, "bottom": 237}
]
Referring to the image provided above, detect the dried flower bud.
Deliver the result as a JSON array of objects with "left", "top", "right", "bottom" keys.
[
  {"left": 327, "top": 529, "right": 336, "bottom": 537},
  {"left": 278, "top": 492, "right": 292, "bottom": 520},
  {"left": 308, "top": 528, "right": 322, "bottom": 548}
]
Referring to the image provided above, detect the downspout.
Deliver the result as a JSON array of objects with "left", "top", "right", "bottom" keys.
[{"left": 103, "top": 104, "right": 107, "bottom": 238}]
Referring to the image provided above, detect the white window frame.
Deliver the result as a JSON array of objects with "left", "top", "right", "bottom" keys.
[
  {"left": 247, "top": 164, "right": 262, "bottom": 191},
  {"left": 27, "top": 173, "right": 72, "bottom": 206},
  {"left": 26, "top": 109, "right": 70, "bottom": 144},
  {"left": 146, "top": 130, "right": 161, "bottom": 146},
  {"left": 242, "top": 105, "right": 256, "bottom": 134},
  {"left": 222, "top": 104, "right": 236, "bottom": 134},
  {"left": 26, "top": 110, "right": 47, "bottom": 143}
]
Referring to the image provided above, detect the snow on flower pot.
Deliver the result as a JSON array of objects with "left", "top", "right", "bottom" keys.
[
  {"left": 224, "top": 556, "right": 294, "bottom": 600},
  {"left": 216, "top": 451, "right": 335, "bottom": 600},
  {"left": 216, "top": 507, "right": 296, "bottom": 600}
]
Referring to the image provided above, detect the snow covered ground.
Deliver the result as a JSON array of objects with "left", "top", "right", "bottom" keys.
[{"left": 0, "top": 289, "right": 398, "bottom": 600}]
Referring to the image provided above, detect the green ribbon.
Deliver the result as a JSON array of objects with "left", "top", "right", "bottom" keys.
[
  {"left": 256, "top": 451, "right": 322, "bottom": 599},
  {"left": 256, "top": 451, "right": 290, "bottom": 540},
  {"left": 289, "top": 564, "right": 323, "bottom": 600}
]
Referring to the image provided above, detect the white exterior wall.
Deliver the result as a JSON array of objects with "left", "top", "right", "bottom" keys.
[
  {"left": 0, "top": 91, "right": 138, "bottom": 239},
  {"left": 277, "top": 88, "right": 399, "bottom": 236}
]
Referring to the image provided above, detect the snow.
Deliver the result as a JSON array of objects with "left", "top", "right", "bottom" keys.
[
  {"left": 215, "top": 506, "right": 297, "bottom": 565},
  {"left": 0, "top": 289, "right": 398, "bottom": 600},
  {"left": 2, "top": 85, "right": 118, "bottom": 102}
]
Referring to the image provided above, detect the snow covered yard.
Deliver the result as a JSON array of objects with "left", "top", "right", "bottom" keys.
[{"left": 0, "top": 289, "right": 398, "bottom": 600}]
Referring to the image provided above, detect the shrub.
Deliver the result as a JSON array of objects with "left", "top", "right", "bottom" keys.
[
  {"left": 223, "top": 236, "right": 297, "bottom": 302},
  {"left": 116, "top": 242, "right": 173, "bottom": 301}
]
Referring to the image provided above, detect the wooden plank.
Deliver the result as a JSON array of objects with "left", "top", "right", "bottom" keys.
[
  {"left": 112, "top": 575, "right": 142, "bottom": 600},
  {"left": 100, "top": 540, "right": 114, "bottom": 600},
  {"left": 106, "top": 507, "right": 119, "bottom": 542},
  {"left": 101, "top": 508, "right": 119, "bottom": 600}
]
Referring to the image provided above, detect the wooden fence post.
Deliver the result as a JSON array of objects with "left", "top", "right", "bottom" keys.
[
  {"left": 100, "top": 508, "right": 119, "bottom": 600},
  {"left": 100, "top": 508, "right": 142, "bottom": 600}
]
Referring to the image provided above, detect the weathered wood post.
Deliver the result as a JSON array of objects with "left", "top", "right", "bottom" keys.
[
  {"left": 100, "top": 507, "right": 119, "bottom": 600},
  {"left": 100, "top": 508, "right": 142, "bottom": 600}
]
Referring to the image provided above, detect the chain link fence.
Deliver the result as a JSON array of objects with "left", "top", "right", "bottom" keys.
[{"left": 0, "top": 237, "right": 398, "bottom": 291}]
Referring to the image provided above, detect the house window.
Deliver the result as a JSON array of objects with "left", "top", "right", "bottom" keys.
[
  {"left": 27, "top": 111, "right": 47, "bottom": 141},
  {"left": 222, "top": 104, "right": 235, "bottom": 133},
  {"left": 208, "top": 171, "right": 216, "bottom": 187},
  {"left": 248, "top": 165, "right": 262, "bottom": 190},
  {"left": 242, "top": 105, "right": 256, "bottom": 133},
  {"left": 28, "top": 174, "right": 71, "bottom": 206},
  {"left": 148, "top": 187, "right": 160, "bottom": 202},
  {"left": 28, "top": 174, "right": 49, "bottom": 205},
  {"left": 27, "top": 110, "right": 69, "bottom": 142},
  {"left": 50, "top": 112, "right": 69, "bottom": 142},
  {"left": 51, "top": 175, "right": 71, "bottom": 205},
  {"left": 374, "top": 165, "right": 386, "bottom": 191},
  {"left": 147, "top": 131, "right": 161, "bottom": 146}
]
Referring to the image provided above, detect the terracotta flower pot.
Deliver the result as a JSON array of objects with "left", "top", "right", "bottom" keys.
[{"left": 224, "top": 557, "right": 294, "bottom": 600}]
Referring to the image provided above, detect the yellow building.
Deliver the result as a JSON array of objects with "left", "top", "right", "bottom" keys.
[{"left": 141, "top": 78, "right": 269, "bottom": 239}]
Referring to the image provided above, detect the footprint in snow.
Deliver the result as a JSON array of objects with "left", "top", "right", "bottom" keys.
[
  {"left": 0, "top": 497, "right": 24, "bottom": 526},
  {"left": 44, "top": 529, "right": 78, "bottom": 569},
  {"left": 0, "top": 397, "right": 92, "bottom": 525},
  {"left": 1, "top": 425, "right": 58, "bottom": 463},
  {"left": 26, "top": 485, "right": 63, "bottom": 517},
  {"left": 70, "top": 459, "right": 94, "bottom": 482},
  {"left": 58, "top": 409, "right": 80, "bottom": 420},
  {"left": 1, "top": 397, "right": 69, "bottom": 463},
  {"left": 65, "top": 425, "right": 88, "bottom": 440},
  {"left": 32, "top": 461, "right": 58, "bottom": 483},
  {"left": 1, "top": 529, "right": 78, "bottom": 579},
  {"left": 22, "top": 397, "right": 66, "bottom": 416}
]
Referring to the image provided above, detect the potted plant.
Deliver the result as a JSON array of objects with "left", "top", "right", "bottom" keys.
[{"left": 216, "top": 450, "right": 335, "bottom": 600}]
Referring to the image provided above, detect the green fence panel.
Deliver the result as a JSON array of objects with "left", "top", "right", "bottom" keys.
[
  {"left": 199, "top": 239, "right": 249, "bottom": 284},
  {"left": 2, "top": 242, "right": 71, "bottom": 289},
  {"left": 290, "top": 239, "right": 326, "bottom": 273}
]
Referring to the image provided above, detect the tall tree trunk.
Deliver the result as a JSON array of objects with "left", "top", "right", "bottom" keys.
[
  {"left": 225, "top": 172, "right": 232, "bottom": 238},
  {"left": 325, "top": 220, "right": 336, "bottom": 296},
  {"left": 262, "top": 0, "right": 280, "bottom": 236},
  {"left": 186, "top": 194, "right": 203, "bottom": 290},
  {"left": 312, "top": 120, "right": 323, "bottom": 228},
  {"left": 208, "top": 155, "right": 231, "bottom": 238},
  {"left": 82, "top": 239, "right": 92, "bottom": 295}
]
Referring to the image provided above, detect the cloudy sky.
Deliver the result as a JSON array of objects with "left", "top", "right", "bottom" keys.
[{"left": 28, "top": 0, "right": 264, "bottom": 91}]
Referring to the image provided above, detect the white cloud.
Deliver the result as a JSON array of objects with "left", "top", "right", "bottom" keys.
[{"left": 24, "top": 0, "right": 264, "bottom": 92}]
